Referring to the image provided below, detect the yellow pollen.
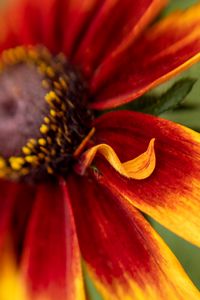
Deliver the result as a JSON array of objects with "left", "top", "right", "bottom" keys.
[
  {"left": 38, "top": 138, "right": 47, "bottom": 146},
  {"left": 25, "top": 155, "right": 38, "bottom": 164},
  {"left": 27, "top": 139, "right": 37, "bottom": 149},
  {"left": 46, "top": 66, "right": 55, "bottom": 78},
  {"left": 22, "top": 146, "right": 31, "bottom": 155},
  {"left": 50, "top": 109, "right": 57, "bottom": 117},
  {"left": 44, "top": 117, "right": 50, "bottom": 124},
  {"left": 45, "top": 91, "right": 60, "bottom": 105},
  {"left": 9, "top": 157, "right": 24, "bottom": 170},
  {"left": 40, "top": 124, "right": 49, "bottom": 134}
]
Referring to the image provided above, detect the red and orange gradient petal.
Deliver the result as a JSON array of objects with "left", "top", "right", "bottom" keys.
[
  {"left": 68, "top": 174, "right": 200, "bottom": 300},
  {"left": 92, "top": 111, "right": 200, "bottom": 248},
  {"left": 91, "top": 3, "right": 200, "bottom": 109},
  {"left": 20, "top": 179, "right": 86, "bottom": 300},
  {"left": 0, "top": 181, "right": 36, "bottom": 300}
]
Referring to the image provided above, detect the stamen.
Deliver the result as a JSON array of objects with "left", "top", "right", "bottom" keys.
[{"left": 0, "top": 46, "right": 92, "bottom": 182}]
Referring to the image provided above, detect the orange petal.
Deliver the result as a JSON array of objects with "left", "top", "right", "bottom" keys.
[
  {"left": 67, "top": 174, "right": 200, "bottom": 300},
  {"left": 93, "top": 110, "right": 200, "bottom": 248},
  {"left": 91, "top": 3, "right": 200, "bottom": 109},
  {"left": 75, "top": 138, "right": 156, "bottom": 180},
  {"left": 20, "top": 179, "right": 86, "bottom": 300}
]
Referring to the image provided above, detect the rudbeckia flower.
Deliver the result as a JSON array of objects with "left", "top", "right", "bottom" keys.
[{"left": 0, "top": 0, "right": 200, "bottom": 299}]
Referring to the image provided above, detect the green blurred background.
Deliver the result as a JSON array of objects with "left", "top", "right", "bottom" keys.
[{"left": 0, "top": 0, "right": 199, "bottom": 298}]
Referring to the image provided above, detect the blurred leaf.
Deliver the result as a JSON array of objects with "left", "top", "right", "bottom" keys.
[
  {"left": 82, "top": 262, "right": 103, "bottom": 300},
  {"left": 115, "top": 78, "right": 196, "bottom": 116},
  {"left": 161, "top": 0, "right": 199, "bottom": 16},
  {"left": 149, "top": 63, "right": 200, "bottom": 131}
]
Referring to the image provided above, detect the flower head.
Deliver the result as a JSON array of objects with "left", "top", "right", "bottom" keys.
[{"left": 0, "top": 0, "right": 200, "bottom": 299}]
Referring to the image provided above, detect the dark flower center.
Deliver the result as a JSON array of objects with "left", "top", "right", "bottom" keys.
[{"left": 0, "top": 46, "right": 92, "bottom": 182}]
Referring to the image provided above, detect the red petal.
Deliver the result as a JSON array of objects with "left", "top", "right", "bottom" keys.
[
  {"left": 73, "top": 0, "right": 165, "bottom": 77},
  {"left": 0, "top": 6, "right": 21, "bottom": 52},
  {"left": 91, "top": 3, "right": 200, "bottom": 109},
  {"left": 21, "top": 179, "right": 86, "bottom": 300},
  {"left": 10, "top": 184, "right": 36, "bottom": 263},
  {"left": 62, "top": 0, "right": 103, "bottom": 57},
  {"left": 0, "top": 179, "right": 34, "bottom": 252},
  {"left": 67, "top": 173, "right": 199, "bottom": 299},
  {"left": 0, "top": 180, "right": 17, "bottom": 249},
  {"left": 10, "top": 0, "right": 60, "bottom": 50},
  {"left": 0, "top": 0, "right": 66, "bottom": 52},
  {"left": 92, "top": 111, "right": 200, "bottom": 247}
]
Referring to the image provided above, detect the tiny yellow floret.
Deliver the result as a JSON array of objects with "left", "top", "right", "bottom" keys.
[
  {"left": 40, "top": 124, "right": 49, "bottom": 134},
  {"left": 50, "top": 109, "right": 57, "bottom": 117},
  {"left": 25, "top": 155, "right": 38, "bottom": 164},
  {"left": 9, "top": 157, "right": 24, "bottom": 170},
  {"left": 22, "top": 146, "right": 31, "bottom": 155},
  {"left": 38, "top": 138, "right": 47, "bottom": 146}
]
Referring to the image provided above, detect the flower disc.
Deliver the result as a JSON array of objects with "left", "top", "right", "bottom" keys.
[{"left": 0, "top": 46, "right": 92, "bottom": 182}]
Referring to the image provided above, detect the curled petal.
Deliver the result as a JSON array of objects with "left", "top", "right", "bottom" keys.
[
  {"left": 93, "top": 111, "right": 200, "bottom": 247},
  {"left": 75, "top": 138, "right": 156, "bottom": 180}
]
